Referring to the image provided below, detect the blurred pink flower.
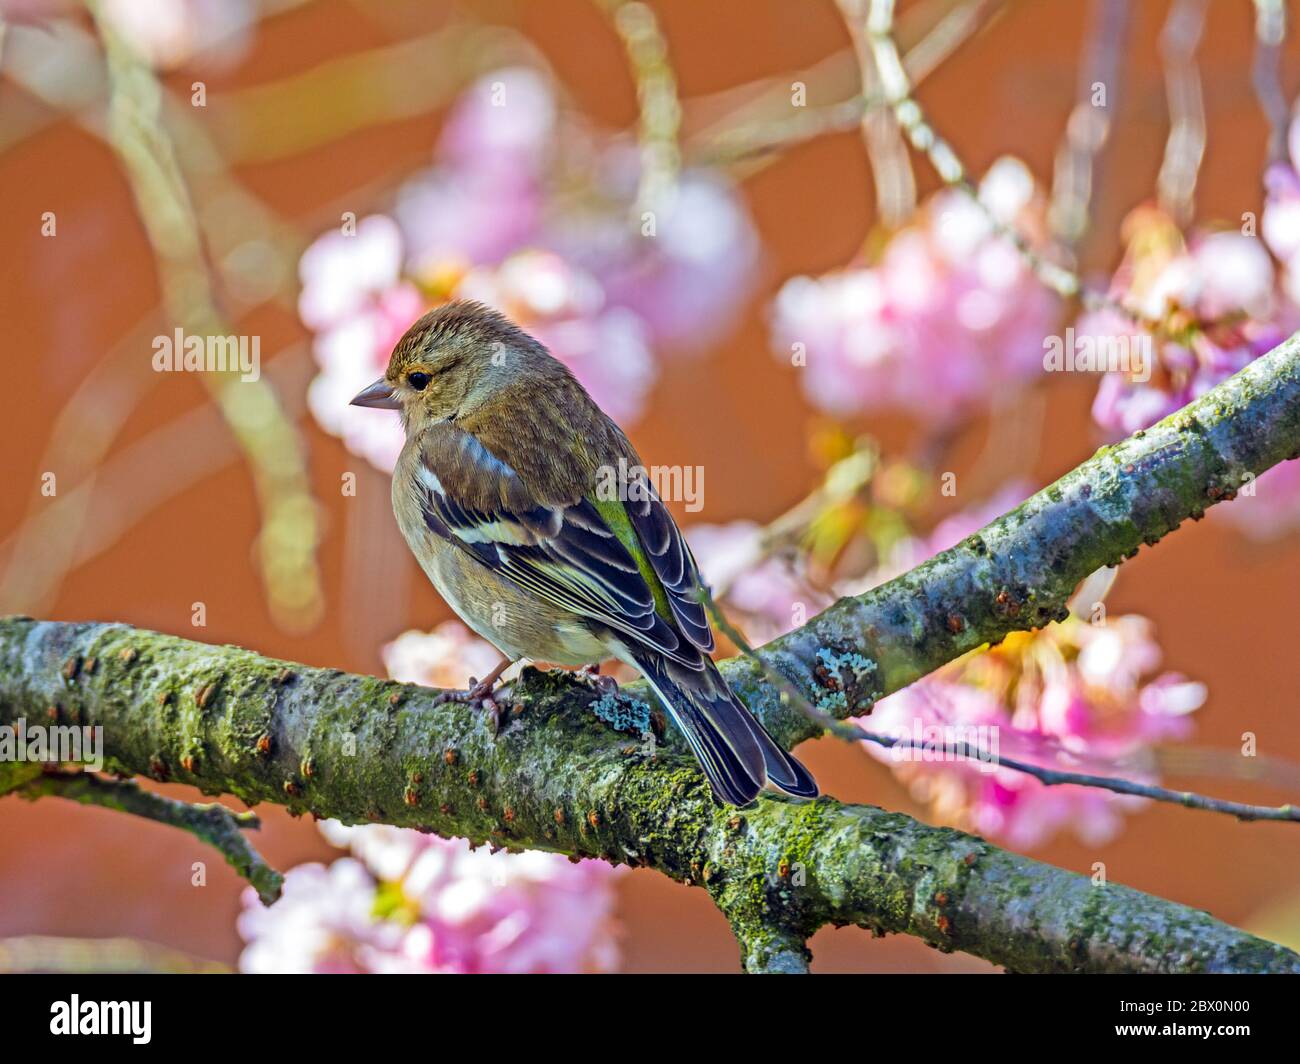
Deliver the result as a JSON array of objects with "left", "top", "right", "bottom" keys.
[
  {"left": 832, "top": 485, "right": 1204, "bottom": 850},
  {"left": 1261, "top": 107, "right": 1300, "bottom": 304},
  {"left": 770, "top": 157, "right": 1058, "bottom": 422},
  {"left": 238, "top": 824, "right": 621, "bottom": 974},
  {"left": 381, "top": 621, "right": 503, "bottom": 691},
  {"left": 1078, "top": 208, "right": 1300, "bottom": 536},
  {"left": 237, "top": 858, "right": 403, "bottom": 974},
  {"left": 1078, "top": 224, "right": 1284, "bottom": 437},
  {"left": 559, "top": 171, "right": 762, "bottom": 350},
  {"left": 862, "top": 615, "right": 1205, "bottom": 850},
  {"left": 300, "top": 214, "right": 421, "bottom": 472},
  {"left": 300, "top": 67, "right": 759, "bottom": 469}
]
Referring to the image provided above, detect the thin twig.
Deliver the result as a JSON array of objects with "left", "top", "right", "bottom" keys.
[
  {"left": 839, "top": 0, "right": 916, "bottom": 226},
  {"left": 700, "top": 589, "right": 1300, "bottom": 826},
  {"left": 1156, "top": 0, "right": 1208, "bottom": 226},
  {"left": 17, "top": 771, "right": 283, "bottom": 903},
  {"left": 1048, "top": 0, "right": 1131, "bottom": 248},
  {"left": 691, "top": 0, "right": 1001, "bottom": 170},
  {"left": 84, "top": 0, "right": 324, "bottom": 633},
  {"left": 602, "top": 0, "right": 682, "bottom": 216},
  {"left": 1252, "top": 0, "right": 1290, "bottom": 165}
]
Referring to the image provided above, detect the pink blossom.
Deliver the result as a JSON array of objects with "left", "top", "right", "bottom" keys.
[
  {"left": 307, "top": 299, "right": 422, "bottom": 471},
  {"left": 436, "top": 67, "right": 557, "bottom": 181},
  {"left": 860, "top": 615, "right": 1204, "bottom": 850},
  {"left": 835, "top": 486, "right": 1205, "bottom": 849},
  {"left": 1078, "top": 210, "right": 1300, "bottom": 535},
  {"left": 1080, "top": 226, "right": 1283, "bottom": 437},
  {"left": 1263, "top": 161, "right": 1300, "bottom": 275},
  {"left": 237, "top": 859, "right": 404, "bottom": 974},
  {"left": 770, "top": 157, "right": 1058, "bottom": 422},
  {"left": 391, "top": 834, "right": 620, "bottom": 974},
  {"left": 299, "top": 215, "right": 419, "bottom": 468},
  {"left": 299, "top": 67, "right": 759, "bottom": 470},
  {"left": 560, "top": 171, "right": 761, "bottom": 350},
  {"left": 238, "top": 824, "right": 622, "bottom": 974}
]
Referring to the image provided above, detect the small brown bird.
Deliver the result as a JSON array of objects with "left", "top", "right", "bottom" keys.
[{"left": 351, "top": 300, "right": 817, "bottom": 806}]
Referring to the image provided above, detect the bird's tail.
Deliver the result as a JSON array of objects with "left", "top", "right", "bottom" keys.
[{"left": 626, "top": 648, "right": 819, "bottom": 806}]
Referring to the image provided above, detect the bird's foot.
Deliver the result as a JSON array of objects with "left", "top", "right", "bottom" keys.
[
  {"left": 578, "top": 662, "right": 620, "bottom": 698},
  {"left": 432, "top": 659, "right": 514, "bottom": 734}
]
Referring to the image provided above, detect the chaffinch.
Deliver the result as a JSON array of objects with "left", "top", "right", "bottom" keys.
[{"left": 351, "top": 299, "right": 817, "bottom": 806}]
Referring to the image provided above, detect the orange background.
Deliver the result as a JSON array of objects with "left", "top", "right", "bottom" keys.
[{"left": 1, "top": 0, "right": 1298, "bottom": 972}]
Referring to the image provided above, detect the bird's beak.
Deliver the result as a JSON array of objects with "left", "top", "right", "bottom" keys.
[{"left": 350, "top": 378, "right": 400, "bottom": 410}]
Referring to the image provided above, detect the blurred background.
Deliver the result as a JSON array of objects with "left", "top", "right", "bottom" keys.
[{"left": 2, "top": 0, "right": 1300, "bottom": 973}]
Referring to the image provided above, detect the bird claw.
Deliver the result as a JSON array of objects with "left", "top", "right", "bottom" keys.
[
  {"left": 433, "top": 676, "right": 508, "bottom": 732},
  {"left": 578, "top": 663, "right": 620, "bottom": 698}
]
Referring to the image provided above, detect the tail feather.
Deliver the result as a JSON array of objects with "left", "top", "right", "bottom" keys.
[{"left": 626, "top": 648, "right": 819, "bottom": 805}]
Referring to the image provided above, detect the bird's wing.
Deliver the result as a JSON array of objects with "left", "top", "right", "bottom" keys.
[
  {"left": 414, "top": 421, "right": 697, "bottom": 665},
  {"left": 600, "top": 470, "right": 714, "bottom": 652}
]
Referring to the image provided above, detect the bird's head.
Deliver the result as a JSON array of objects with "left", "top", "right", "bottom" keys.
[{"left": 350, "top": 300, "right": 546, "bottom": 429}]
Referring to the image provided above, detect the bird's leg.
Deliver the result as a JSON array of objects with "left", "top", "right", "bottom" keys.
[
  {"left": 578, "top": 662, "right": 620, "bottom": 698},
  {"left": 433, "top": 657, "right": 514, "bottom": 731}
]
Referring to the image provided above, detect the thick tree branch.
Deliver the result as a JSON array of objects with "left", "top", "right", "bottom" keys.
[
  {"left": 2, "top": 335, "right": 1299, "bottom": 972},
  {"left": 0, "top": 623, "right": 1293, "bottom": 973}
]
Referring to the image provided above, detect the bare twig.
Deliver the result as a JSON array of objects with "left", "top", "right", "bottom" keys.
[
  {"left": 691, "top": 0, "right": 1001, "bottom": 170},
  {"left": 1252, "top": 0, "right": 1290, "bottom": 165},
  {"left": 16, "top": 771, "right": 282, "bottom": 904},
  {"left": 1156, "top": 0, "right": 1208, "bottom": 226},
  {"left": 840, "top": 0, "right": 916, "bottom": 226},
  {"left": 701, "top": 589, "right": 1300, "bottom": 826},
  {"left": 84, "top": 0, "right": 324, "bottom": 632},
  {"left": 1048, "top": 0, "right": 1131, "bottom": 247},
  {"left": 602, "top": 0, "right": 682, "bottom": 215}
]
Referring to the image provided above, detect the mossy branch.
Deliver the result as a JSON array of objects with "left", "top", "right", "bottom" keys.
[
  {"left": 0, "top": 618, "right": 1293, "bottom": 974},
  {"left": 2, "top": 334, "right": 1299, "bottom": 972}
]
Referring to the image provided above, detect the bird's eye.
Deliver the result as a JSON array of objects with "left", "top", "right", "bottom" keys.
[{"left": 407, "top": 372, "right": 431, "bottom": 391}]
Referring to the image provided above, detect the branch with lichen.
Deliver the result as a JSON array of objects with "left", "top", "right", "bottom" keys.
[
  {"left": 0, "top": 618, "right": 1294, "bottom": 974},
  {"left": 3, "top": 333, "right": 1300, "bottom": 972}
]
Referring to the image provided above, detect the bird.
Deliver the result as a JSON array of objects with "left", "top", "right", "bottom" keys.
[{"left": 350, "top": 299, "right": 818, "bottom": 806}]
